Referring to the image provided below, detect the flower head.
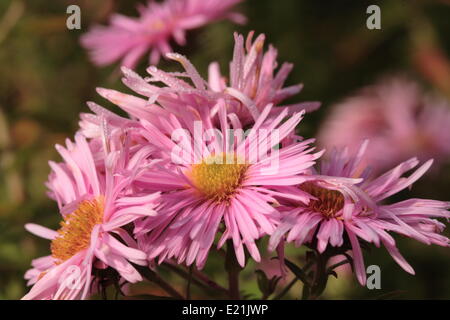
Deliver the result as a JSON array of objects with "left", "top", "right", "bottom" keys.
[
  {"left": 207, "top": 32, "right": 321, "bottom": 125},
  {"left": 134, "top": 103, "right": 322, "bottom": 268},
  {"left": 269, "top": 141, "right": 450, "bottom": 285},
  {"left": 23, "top": 129, "right": 159, "bottom": 300},
  {"left": 81, "top": 0, "right": 246, "bottom": 68}
]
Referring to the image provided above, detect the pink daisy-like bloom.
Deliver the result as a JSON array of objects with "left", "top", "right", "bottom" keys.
[
  {"left": 207, "top": 31, "right": 321, "bottom": 125},
  {"left": 80, "top": 0, "right": 246, "bottom": 68},
  {"left": 86, "top": 31, "right": 319, "bottom": 136},
  {"left": 318, "top": 77, "right": 450, "bottom": 173},
  {"left": 133, "top": 102, "right": 323, "bottom": 269},
  {"left": 269, "top": 141, "right": 450, "bottom": 285},
  {"left": 22, "top": 130, "right": 160, "bottom": 300}
]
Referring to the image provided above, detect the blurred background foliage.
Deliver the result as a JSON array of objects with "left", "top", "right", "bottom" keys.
[{"left": 0, "top": 0, "right": 450, "bottom": 300}]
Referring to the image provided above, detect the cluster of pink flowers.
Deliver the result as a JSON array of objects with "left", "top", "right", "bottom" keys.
[{"left": 23, "top": 1, "right": 450, "bottom": 300}]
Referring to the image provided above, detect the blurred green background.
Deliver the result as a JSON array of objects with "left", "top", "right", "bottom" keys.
[{"left": 1, "top": 0, "right": 449, "bottom": 300}]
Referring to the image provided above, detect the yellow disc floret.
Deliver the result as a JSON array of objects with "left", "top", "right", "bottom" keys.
[
  {"left": 51, "top": 198, "right": 104, "bottom": 263},
  {"left": 189, "top": 153, "right": 249, "bottom": 202}
]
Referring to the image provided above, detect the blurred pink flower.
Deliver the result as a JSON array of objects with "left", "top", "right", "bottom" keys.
[
  {"left": 23, "top": 131, "right": 159, "bottom": 300},
  {"left": 134, "top": 103, "right": 322, "bottom": 269},
  {"left": 269, "top": 141, "right": 450, "bottom": 286},
  {"left": 318, "top": 77, "right": 450, "bottom": 173},
  {"left": 80, "top": 0, "right": 246, "bottom": 68}
]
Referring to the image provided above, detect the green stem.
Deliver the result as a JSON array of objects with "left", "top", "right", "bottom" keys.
[
  {"left": 273, "top": 278, "right": 298, "bottom": 300},
  {"left": 186, "top": 266, "right": 193, "bottom": 300},
  {"left": 225, "top": 240, "right": 241, "bottom": 299},
  {"left": 163, "top": 263, "right": 228, "bottom": 295},
  {"left": 136, "top": 265, "right": 185, "bottom": 300},
  {"left": 191, "top": 268, "right": 229, "bottom": 295},
  {"left": 308, "top": 251, "right": 334, "bottom": 300}
]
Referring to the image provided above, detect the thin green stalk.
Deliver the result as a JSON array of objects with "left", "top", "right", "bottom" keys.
[
  {"left": 273, "top": 278, "right": 298, "bottom": 300},
  {"left": 225, "top": 240, "right": 241, "bottom": 299},
  {"left": 136, "top": 265, "right": 184, "bottom": 300}
]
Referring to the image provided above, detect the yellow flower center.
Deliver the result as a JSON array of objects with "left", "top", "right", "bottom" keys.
[
  {"left": 51, "top": 198, "right": 104, "bottom": 263},
  {"left": 149, "top": 19, "right": 165, "bottom": 32},
  {"left": 300, "top": 182, "right": 345, "bottom": 218},
  {"left": 189, "top": 153, "right": 249, "bottom": 202}
]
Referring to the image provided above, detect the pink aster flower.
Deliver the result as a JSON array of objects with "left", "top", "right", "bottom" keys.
[
  {"left": 86, "top": 31, "right": 319, "bottom": 135},
  {"left": 134, "top": 103, "right": 323, "bottom": 269},
  {"left": 23, "top": 130, "right": 160, "bottom": 300},
  {"left": 318, "top": 77, "right": 450, "bottom": 173},
  {"left": 207, "top": 31, "right": 321, "bottom": 125},
  {"left": 269, "top": 141, "right": 450, "bottom": 285},
  {"left": 80, "top": 0, "right": 246, "bottom": 68}
]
